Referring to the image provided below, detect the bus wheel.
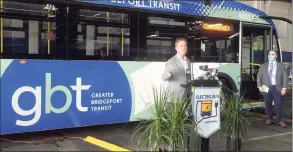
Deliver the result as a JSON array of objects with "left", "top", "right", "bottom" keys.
[{"left": 220, "top": 78, "right": 233, "bottom": 111}]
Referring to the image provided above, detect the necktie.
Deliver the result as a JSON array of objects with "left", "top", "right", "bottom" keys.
[{"left": 269, "top": 63, "right": 274, "bottom": 85}]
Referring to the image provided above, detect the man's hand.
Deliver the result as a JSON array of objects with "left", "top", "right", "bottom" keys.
[
  {"left": 259, "top": 87, "right": 264, "bottom": 92},
  {"left": 281, "top": 89, "right": 286, "bottom": 96},
  {"left": 168, "top": 65, "right": 174, "bottom": 73}
]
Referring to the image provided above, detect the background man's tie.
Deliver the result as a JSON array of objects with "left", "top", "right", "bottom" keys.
[{"left": 269, "top": 63, "right": 274, "bottom": 85}]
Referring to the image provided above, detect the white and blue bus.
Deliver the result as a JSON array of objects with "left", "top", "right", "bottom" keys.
[{"left": 0, "top": 0, "right": 289, "bottom": 134}]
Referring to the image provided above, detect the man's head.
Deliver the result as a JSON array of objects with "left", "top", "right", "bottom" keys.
[
  {"left": 268, "top": 50, "right": 277, "bottom": 62},
  {"left": 175, "top": 38, "right": 187, "bottom": 57}
]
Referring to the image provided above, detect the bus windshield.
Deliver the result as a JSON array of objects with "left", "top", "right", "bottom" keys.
[{"left": 187, "top": 20, "right": 239, "bottom": 63}]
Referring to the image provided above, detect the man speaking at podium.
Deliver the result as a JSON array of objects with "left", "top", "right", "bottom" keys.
[
  {"left": 257, "top": 50, "right": 288, "bottom": 127},
  {"left": 162, "top": 38, "right": 192, "bottom": 101}
]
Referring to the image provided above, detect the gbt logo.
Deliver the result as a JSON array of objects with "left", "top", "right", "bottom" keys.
[{"left": 11, "top": 73, "right": 91, "bottom": 127}]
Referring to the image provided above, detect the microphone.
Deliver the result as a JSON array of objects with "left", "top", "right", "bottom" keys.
[
  {"left": 199, "top": 65, "right": 218, "bottom": 73},
  {"left": 199, "top": 65, "right": 219, "bottom": 81},
  {"left": 199, "top": 65, "right": 209, "bottom": 71},
  {"left": 186, "top": 69, "right": 191, "bottom": 83},
  {"left": 191, "top": 56, "right": 194, "bottom": 81},
  {"left": 185, "top": 69, "right": 191, "bottom": 75}
]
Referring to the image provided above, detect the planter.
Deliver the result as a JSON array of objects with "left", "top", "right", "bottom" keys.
[
  {"left": 132, "top": 86, "right": 197, "bottom": 151},
  {"left": 159, "top": 148, "right": 169, "bottom": 152},
  {"left": 226, "top": 137, "right": 241, "bottom": 151},
  {"left": 220, "top": 93, "right": 251, "bottom": 152}
]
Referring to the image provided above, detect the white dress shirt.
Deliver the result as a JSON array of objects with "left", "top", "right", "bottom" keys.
[
  {"left": 167, "top": 54, "right": 188, "bottom": 76},
  {"left": 177, "top": 54, "right": 188, "bottom": 71},
  {"left": 268, "top": 61, "right": 277, "bottom": 85}
]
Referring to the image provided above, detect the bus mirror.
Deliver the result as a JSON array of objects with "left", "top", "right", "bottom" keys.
[{"left": 229, "top": 33, "right": 239, "bottom": 39}]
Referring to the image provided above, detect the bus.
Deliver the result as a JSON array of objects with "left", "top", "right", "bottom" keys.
[{"left": 0, "top": 0, "right": 285, "bottom": 134}]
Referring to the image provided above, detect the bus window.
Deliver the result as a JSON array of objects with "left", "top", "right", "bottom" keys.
[
  {"left": 41, "top": 21, "right": 56, "bottom": 56},
  {"left": 252, "top": 34, "right": 265, "bottom": 64},
  {"left": 3, "top": 18, "right": 23, "bottom": 28},
  {"left": 272, "top": 31, "right": 281, "bottom": 62},
  {"left": 240, "top": 24, "right": 272, "bottom": 100},
  {"left": 74, "top": 9, "right": 132, "bottom": 60},
  {"left": 241, "top": 27, "right": 268, "bottom": 82},
  {"left": 146, "top": 38, "right": 173, "bottom": 61},
  {"left": 143, "top": 15, "right": 187, "bottom": 61},
  {"left": 272, "top": 35, "right": 278, "bottom": 52},
  {"left": 3, "top": 18, "right": 27, "bottom": 55},
  {"left": 79, "top": 9, "right": 128, "bottom": 25},
  {"left": 188, "top": 20, "right": 239, "bottom": 63},
  {"left": 1, "top": 1, "right": 57, "bottom": 59},
  {"left": 198, "top": 38, "right": 238, "bottom": 63},
  {"left": 97, "top": 26, "right": 130, "bottom": 57},
  {"left": 265, "top": 29, "right": 280, "bottom": 61},
  {"left": 3, "top": 19, "right": 56, "bottom": 58},
  {"left": 3, "top": 29, "right": 26, "bottom": 54}
]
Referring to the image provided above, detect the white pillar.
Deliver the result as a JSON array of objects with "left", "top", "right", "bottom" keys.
[
  {"left": 288, "top": 5, "right": 292, "bottom": 52},
  {"left": 28, "top": 20, "right": 39, "bottom": 54},
  {"left": 86, "top": 25, "right": 95, "bottom": 56}
]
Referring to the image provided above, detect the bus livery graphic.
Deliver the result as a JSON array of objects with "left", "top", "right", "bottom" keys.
[{"left": 0, "top": 0, "right": 284, "bottom": 134}]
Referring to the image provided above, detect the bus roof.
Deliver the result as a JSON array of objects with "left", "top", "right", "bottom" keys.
[
  {"left": 77, "top": 0, "right": 273, "bottom": 25},
  {"left": 6, "top": 0, "right": 278, "bottom": 36},
  {"left": 77, "top": 0, "right": 278, "bottom": 37}
]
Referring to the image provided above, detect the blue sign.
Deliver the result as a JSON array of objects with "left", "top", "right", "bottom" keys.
[{"left": 1, "top": 60, "right": 132, "bottom": 134}]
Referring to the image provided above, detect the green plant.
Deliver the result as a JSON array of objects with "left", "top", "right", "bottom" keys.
[
  {"left": 219, "top": 92, "right": 252, "bottom": 140},
  {"left": 132, "top": 86, "right": 199, "bottom": 151}
]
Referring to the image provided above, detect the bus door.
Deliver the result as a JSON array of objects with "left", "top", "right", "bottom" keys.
[{"left": 240, "top": 22, "right": 272, "bottom": 101}]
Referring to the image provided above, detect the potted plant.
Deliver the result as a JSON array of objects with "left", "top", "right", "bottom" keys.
[
  {"left": 132, "top": 86, "right": 199, "bottom": 151},
  {"left": 219, "top": 92, "right": 252, "bottom": 151}
]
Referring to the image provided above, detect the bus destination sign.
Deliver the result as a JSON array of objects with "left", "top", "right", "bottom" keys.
[{"left": 202, "top": 23, "right": 232, "bottom": 32}]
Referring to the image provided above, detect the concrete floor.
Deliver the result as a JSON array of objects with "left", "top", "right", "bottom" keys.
[
  {"left": 209, "top": 119, "right": 292, "bottom": 151},
  {"left": 0, "top": 115, "right": 291, "bottom": 151}
]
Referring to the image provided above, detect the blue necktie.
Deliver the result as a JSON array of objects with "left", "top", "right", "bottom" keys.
[{"left": 269, "top": 63, "right": 274, "bottom": 85}]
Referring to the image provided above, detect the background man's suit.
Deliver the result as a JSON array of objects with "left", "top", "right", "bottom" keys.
[
  {"left": 257, "top": 61, "right": 288, "bottom": 122},
  {"left": 162, "top": 54, "right": 191, "bottom": 101}
]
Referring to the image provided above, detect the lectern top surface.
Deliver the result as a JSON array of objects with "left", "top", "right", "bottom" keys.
[{"left": 191, "top": 80, "right": 219, "bottom": 87}]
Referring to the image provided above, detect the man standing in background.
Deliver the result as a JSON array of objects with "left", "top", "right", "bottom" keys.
[{"left": 257, "top": 50, "right": 288, "bottom": 127}]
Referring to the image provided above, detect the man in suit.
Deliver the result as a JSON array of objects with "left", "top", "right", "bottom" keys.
[
  {"left": 162, "top": 38, "right": 192, "bottom": 102},
  {"left": 257, "top": 50, "right": 288, "bottom": 127},
  {"left": 160, "top": 38, "right": 192, "bottom": 152}
]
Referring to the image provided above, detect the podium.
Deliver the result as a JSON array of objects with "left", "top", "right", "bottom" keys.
[{"left": 187, "top": 79, "right": 221, "bottom": 152}]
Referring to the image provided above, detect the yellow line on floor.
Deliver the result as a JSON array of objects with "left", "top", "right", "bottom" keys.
[
  {"left": 84, "top": 136, "right": 131, "bottom": 151},
  {"left": 252, "top": 112, "right": 292, "bottom": 123},
  {"left": 243, "top": 132, "right": 292, "bottom": 141}
]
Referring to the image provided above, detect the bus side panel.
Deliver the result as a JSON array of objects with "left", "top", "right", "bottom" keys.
[
  {"left": 0, "top": 59, "right": 240, "bottom": 135},
  {"left": 0, "top": 59, "right": 136, "bottom": 134}
]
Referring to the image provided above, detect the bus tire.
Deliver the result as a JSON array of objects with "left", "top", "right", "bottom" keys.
[
  {"left": 220, "top": 78, "right": 233, "bottom": 96},
  {"left": 219, "top": 78, "right": 234, "bottom": 110}
]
